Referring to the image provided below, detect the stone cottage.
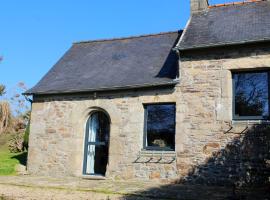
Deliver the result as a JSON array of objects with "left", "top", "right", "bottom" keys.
[{"left": 25, "top": 0, "right": 270, "bottom": 185}]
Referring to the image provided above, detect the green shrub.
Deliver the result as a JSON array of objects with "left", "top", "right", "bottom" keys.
[{"left": 8, "top": 133, "right": 24, "bottom": 153}]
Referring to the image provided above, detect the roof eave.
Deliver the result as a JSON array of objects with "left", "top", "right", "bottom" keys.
[
  {"left": 176, "top": 37, "right": 270, "bottom": 51},
  {"left": 23, "top": 80, "right": 179, "bottom": 96}
]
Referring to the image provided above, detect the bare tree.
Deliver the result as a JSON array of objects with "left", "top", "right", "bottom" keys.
[
  {"left": 0, "top": 85, "right": 5, "bottom": 96},
  {"left": 0, "top": 56, "right": 12, "bottom": 134}
]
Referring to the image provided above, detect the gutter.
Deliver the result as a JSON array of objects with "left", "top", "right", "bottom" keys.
[
  {"left": 23, "top": 80, "right": 179, "bottom": 96},
  {"left": 23, "top": 94, "right": 33, "bottom": 103}
]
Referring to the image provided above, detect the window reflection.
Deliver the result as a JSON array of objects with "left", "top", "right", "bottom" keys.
[
  {"left": 145, "top": 104, "right": 176, "bottom": 151},
  {"left": 90, "top": 112, "right": 109, "bottom": 143},
  {"left": 233, "top": 71, "right": 269, "bottom": 119}
]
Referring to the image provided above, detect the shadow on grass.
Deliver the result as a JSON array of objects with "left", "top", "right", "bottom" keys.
[
  {"left": 11, "top": 152, "right": 27, "bottom": 166},
  {"left": 123, "top": 124, "right": 270, "bottom": 200}
]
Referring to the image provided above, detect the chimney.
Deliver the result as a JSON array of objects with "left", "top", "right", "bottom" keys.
[{"left": 190, "top": 0, "right": 209, "bottom": 14}]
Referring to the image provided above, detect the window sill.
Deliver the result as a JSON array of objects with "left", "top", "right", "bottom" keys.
[
  {"left": 224, "top": 120, "right": 270, "bottom": 134},
  {"left": 232, "top": 120, "right": 270, "bottom": 125},
  {"left": 80, "top": 174, "right": 106, "bottom": 180},
  {"left": 143, "top": 147, "right": 175, "bottom": 151}
]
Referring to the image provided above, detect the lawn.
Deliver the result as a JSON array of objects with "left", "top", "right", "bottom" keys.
[{"left": 0, "top": 133, "right": 27, "bottom": 176}]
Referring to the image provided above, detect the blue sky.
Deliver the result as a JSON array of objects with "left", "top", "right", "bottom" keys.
[{"left": 0, "top": 0, "right": 234, "bottom": 93}]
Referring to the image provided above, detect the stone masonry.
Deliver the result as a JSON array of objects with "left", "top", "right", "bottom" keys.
[{"left": 27, "top": 44, "right": 270, "bottom": 185}]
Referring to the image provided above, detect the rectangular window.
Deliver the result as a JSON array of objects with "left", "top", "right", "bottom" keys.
[
  {"left": 144, "top": 103, "right": 176, "bottom": 151},
  {"left": 233, "top": 71, "right": 270, "bottom": 120}
]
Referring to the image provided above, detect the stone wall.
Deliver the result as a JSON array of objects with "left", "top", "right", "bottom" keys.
[
  {"left": 27, "top": 87, "right": 179, "bottom": 180},
  {"left": 28, "top": 44, "right": 270, "bottom": 185},
  {"left": 176, "top": 44, "right": 270, "bottom": 186}
]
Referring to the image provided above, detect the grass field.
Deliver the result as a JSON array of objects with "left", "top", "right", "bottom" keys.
[{"left": 0, "top": 133, "right": 27, "bottom": 176}]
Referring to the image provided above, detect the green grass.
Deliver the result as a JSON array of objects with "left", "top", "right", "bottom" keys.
[{"left": 0, "top": 133, "right": 27, "bottom": 176}]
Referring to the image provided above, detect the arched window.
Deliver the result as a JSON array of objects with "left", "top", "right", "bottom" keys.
[{"left": 83, "top": 111, "right": 110, "bottom": 176}]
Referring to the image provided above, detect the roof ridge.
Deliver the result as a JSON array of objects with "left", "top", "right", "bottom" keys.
[
  {"left": 73, "top": 30, "right": 182, "bottom": 44},
  {"left": 208, "top": 0, "right": 267, "bottom": 9}
]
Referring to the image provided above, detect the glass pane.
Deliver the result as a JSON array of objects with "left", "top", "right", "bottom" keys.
[
  {"left": 234, "top": 72, "right": 269, "bottom": 118},
  {"left": 97, "top": 112, "right": 110, "bottom": 143},
  {"left": 89, "top": 112, "right": 109, "bottom": 143},
  {"left": 85, "top": 145, "right": 95, "bottom": 174},
  {"left": 89, "top": 113, "right": 98, "bottom": 143},
  {"left": 85, "top": 144, "right": 108, "bottom": 175},
  {"left": 94, "top": 145, "right": 109, "bottom": 175},
  {"left": 146, "top": 104, "right": 175, "bottom": 150}
]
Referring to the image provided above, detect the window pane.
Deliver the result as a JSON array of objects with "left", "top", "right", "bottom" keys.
[
  {"left": 146, "top": 104, "right": 175, "bottom": 150},
  {"left": 234, "top": 71, "right": 269, "bottom": 119},
  {"left": 89, "top": 112, "right": 109, "bottom": 143},
  {"left": 94, "top": 145, "right": 109, "bottom": 175}
]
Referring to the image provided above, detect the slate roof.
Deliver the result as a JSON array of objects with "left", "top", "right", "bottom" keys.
[
  {"left": 26, "top": 31, "right": 181, "bottom": 95},
  {"left": 177, "top": 0, "right": 270, "bottom": 50}
]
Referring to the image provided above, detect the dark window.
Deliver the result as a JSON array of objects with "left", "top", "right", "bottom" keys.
[
  {"left": 144, "top": 103, "right": 176, "bottom": 151},
  {"left": 233, "top": 71, "right": 270, "bottom": 120},
  {"left": 83, "top": 111, "right": 110, "bottom": 176}
]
